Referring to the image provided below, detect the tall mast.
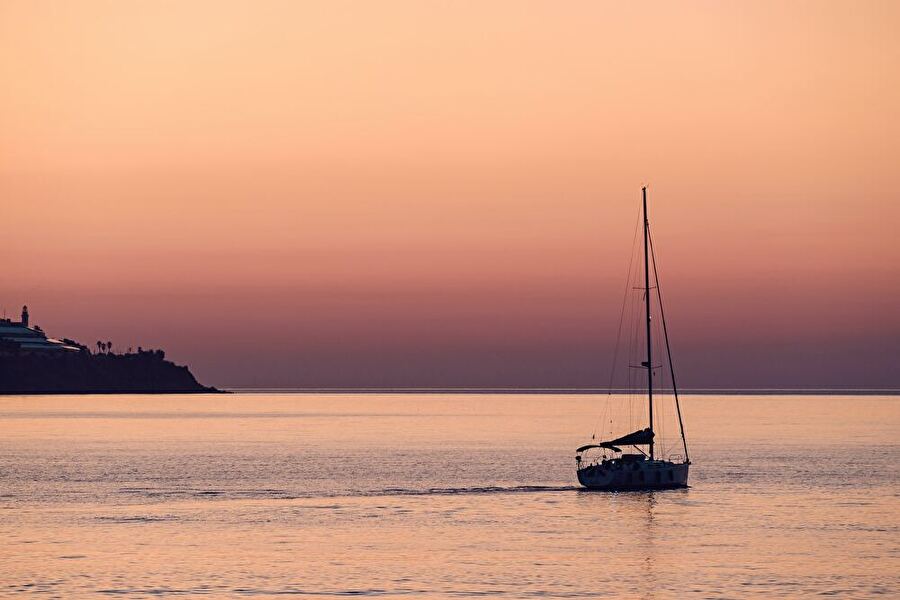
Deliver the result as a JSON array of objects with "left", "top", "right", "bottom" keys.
[{"left": 643, "top": 186, "right": 654, "bottom": 461}]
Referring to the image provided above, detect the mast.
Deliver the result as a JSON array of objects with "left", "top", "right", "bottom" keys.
[{"left": 643, "top": 186, "right": 654, "bottom": 461}]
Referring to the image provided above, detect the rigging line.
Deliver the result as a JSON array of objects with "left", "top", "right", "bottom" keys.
[
  {"left": 649, "top": 229, "right": 678, "bottom": 461},
  {"left": 652, "top": 321, "right": 663, "bottom": 450},
  {"left": 626, "top": 236, "right": 641, "bottom": 433},
  {"left": 654, "top": 310, "right": 667, "bottom": 450},
  {"left": 606, "top": 203, "right": 642, "bottom": 395},
  {"left": 593, "top": 203, "right": 642, "bottom": 439},
  {"left": 629, "top": 258, "right": 642, "bottom": 434},
  {"left": 648, "top": 225, "right": 690, "bottom": 463}
]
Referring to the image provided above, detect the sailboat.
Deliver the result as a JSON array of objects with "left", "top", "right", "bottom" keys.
[{"left": 576, "top": 187, "right": 690, "bottom": 490}]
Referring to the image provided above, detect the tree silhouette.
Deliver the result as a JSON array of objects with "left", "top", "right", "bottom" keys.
[
  {"left": 96, "top": 341, "right": 102, "bottom": 354},
  {"left": 106, "top": 341, "right": 112, "bottom": 355}
]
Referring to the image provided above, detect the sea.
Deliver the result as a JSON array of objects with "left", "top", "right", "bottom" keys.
[{"left": 1, "top": 393, "right": 897, "bottom": 598}]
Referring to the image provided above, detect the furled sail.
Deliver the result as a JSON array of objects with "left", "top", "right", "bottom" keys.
[
  {"left": 606, "top": 428, "right": 654, "bottom": 447},
  {"left": 576, "top": 428, "right": 655, "bottom": 455}
]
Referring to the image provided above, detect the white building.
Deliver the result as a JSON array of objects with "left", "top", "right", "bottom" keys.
[{"left": 0, "top": 306, "right": 81, "bottom": 354}]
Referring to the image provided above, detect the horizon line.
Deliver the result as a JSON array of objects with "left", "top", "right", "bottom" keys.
[{"left": 221, "top": 387, "right": 900, "bottom": 396}]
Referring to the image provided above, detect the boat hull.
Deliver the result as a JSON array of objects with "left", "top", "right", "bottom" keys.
[{"left": 577, "top": 460, "right": 689, "bottom": 491}]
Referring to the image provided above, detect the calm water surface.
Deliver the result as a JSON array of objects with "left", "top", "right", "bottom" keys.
[{"left": 1, "top": 393, "right": 898, "bottom": 598}]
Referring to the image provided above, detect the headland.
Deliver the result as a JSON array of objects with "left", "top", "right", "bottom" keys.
[{"left": 0, "top": 305, "right": 220, "bottom": 394}]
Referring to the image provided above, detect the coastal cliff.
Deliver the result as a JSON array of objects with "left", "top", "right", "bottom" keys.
[{"left": 0, "top": 350, "right": 220, "bottom": 394}]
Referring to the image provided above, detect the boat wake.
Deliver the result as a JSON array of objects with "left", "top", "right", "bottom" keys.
[
  {"left": 373, "top": 485, "right": 581, "bottom": 497},
  {"left": 113, "top": 484, "right": 583, "bottom": 503}
]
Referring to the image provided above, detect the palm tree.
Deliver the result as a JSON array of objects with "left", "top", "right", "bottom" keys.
[
  {"left": 106, "top": 341, "right": 112, "bottom": 355},
  {"left": 96, "top": 341, "right": 102, "bottom": 354}
]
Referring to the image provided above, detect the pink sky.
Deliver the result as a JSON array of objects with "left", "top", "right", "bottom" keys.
[{"left": 2, "top": 1, "right": 898, "bottom": 387}]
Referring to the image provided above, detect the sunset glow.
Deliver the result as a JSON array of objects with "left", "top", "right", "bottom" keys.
[{"left": 2, "top": 1, "right": 898, "bottom": 387}]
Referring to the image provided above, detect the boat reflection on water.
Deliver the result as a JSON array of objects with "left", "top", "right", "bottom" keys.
[{"left": 574, "top": 488, "right": 687, "bottom": 599}]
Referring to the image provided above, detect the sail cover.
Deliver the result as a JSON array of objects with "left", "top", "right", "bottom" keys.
[
  {"left": 577, "top": 428, "right": 655, "bottom": 454},
  {"left": 606, "top": 428, "right": 654, "bottom": 447}
]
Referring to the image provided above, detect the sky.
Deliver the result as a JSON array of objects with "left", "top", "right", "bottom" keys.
[{"left": 2, "top": 0, "right": 898, "bottom": 388}]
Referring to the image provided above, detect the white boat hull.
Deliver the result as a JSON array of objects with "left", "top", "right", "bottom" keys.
[{"left": 577, "top": 460, "right": 689, "bottom": 490}]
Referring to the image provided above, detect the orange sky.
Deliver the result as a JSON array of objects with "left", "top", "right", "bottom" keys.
[{"left": 2, "top": 1, "right": 898, "bottom": 387}]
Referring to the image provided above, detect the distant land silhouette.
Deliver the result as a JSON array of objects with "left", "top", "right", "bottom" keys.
[{"left": 0, "top": 306, "right": 219, "bottom": 394}]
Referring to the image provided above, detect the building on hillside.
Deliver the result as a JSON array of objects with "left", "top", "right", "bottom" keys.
[{"left": 0, "top": 306, "right": 82, "bottom": 355}]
